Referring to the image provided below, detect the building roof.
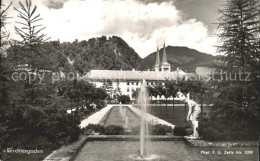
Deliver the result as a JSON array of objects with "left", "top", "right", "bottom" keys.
[
  {"left": 83, "top": 70, "right": 187, "bottom": 81},
  {"left": 161, "top": 41, "right": 170, "bottom": 66},
  {"left": 153, "top": 46, "right": 160, "bottom": 67},
  {"left": 195, "top": 67, "right": 216, "bottom": 76},
  {"left": 153, "top": 41, "right": 170, "bottom": 69}
]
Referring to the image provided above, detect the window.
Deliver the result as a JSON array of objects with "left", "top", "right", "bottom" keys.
[
  {"left": 127, "top": 88, "right": 130, "bottom": 92},
  {"left": 132, "top": 82, "right": 134, "bottom": 85},
  {"left": 136, "top": 82, "right": 139, "bottom": 85},
  {"left": 127, "top": 82, "right": 129, "bottom": 85},
  {"left": 164, "top": 68, "right": 169, "bottom": 71}
]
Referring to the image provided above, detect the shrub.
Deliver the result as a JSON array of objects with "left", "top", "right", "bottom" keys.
[
  {"left": 173, "top": 126, "right": 187, "bottom": 136},
  {"left": 104, "top": 125, "right": 124, "bottom": 135},
  {"left": 117, "top": 95, "right": 130, "bottom": 104},
  {"left": 129, "top": 124, "right": 173, "bottom": 135},
  {"left": 83, "top": 124, "right": 174, "bottom": 135},
  {"left": 35, "top": 112, "right": 80, "bottom": 144},
  {"left": 173, "top": 121, "right": 193, "bottom": 136},
  {"left": 150, "top": 124, "right": 173, "bottom": 135},
  {"left": 198, "top": 114, "right": 259, "bottom": 141},
  {"left": 82, "top": 124, "right": 105, "bottom": 134},
  {"left": 130, "top": 126, "right": 140, "bottom": 135},
  {"left": 96, "top": 100, "right": 106, "bottom": 110},
  {"left": 0, "top": 126, "right": 8, "bottom": 160}
]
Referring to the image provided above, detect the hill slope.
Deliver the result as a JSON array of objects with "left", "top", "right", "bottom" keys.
[
  {"left": 60, "top": 36, "right": 148, "bottom": 74},
  {"left": 143, "top": 46, "right": 217, "bottom": 71}
]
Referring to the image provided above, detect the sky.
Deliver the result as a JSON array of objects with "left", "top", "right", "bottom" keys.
[{"left": 5, "top": 0, "right": 227, "bottom": 58}]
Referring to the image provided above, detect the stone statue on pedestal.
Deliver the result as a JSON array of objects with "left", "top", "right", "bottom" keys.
[{"left": 174, "top": 90, "right": 201, "bottom": 139}]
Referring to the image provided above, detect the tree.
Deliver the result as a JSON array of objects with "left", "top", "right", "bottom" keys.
[
  {"left": 101, "top": 80, "right": 113, "bottom": 99},
  {"left": 201, "top": 0, "right": 260, "bottom": 140},
  {"left": 118, "top": 95, "right": 131, "bottom": 104},
  {"left": 10, "top": 0, "right": 51, "bottom": 71},
  {"left": 0, "top": 3, "right": 12, "bottom": 160},
  {"left": 0, "top": 2, "right": 12, "bottom": 46},
  {"left": 152, "top": 82, "right": 164, "bottom": 115},
  {"left": 165, "top": 79, "right": 179, "bottom": 117},
  {"left": 0, "top": 2, "right": 12, "bottom": 108},
  {"left": 113, "top": 81, "right": 122, "bottom": 100},
  {"left": 132, "top": 88, "right": 140, "bottom": 100},
  {"left": 147, "top": 85, "right": 157, "bottom": 101},
  {"left": 0, "top": 2, "right": 83, "bottom": 158},
  {"left": 217, "top": 0, "right": 260, "bottom": 72},
  {"left": 14, "top": 0, "right": 50, "bottom": 45},
  {"left": 161, "top": 86, "right": 170, "bottom": 115},
  {"left": 9, "top": 0, "right": 53, "bottom": 103},
  {"left": 187, "top": 79, "right": 213, "bottom": 115}
]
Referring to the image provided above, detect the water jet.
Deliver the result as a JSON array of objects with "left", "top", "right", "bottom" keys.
[{"left": 138, "top": 79, "right": 150, "bottom": 157}]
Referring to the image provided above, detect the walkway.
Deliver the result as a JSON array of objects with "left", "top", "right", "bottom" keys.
[
  {"left": 80, "top": 104, "right": 115, "bottom": 128},
  {"left": 80, "top": 104, "right": 175, "bottom": 129}
]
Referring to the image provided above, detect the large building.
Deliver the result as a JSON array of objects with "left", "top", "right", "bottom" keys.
[{"left": 83, "top": 42, "right": 187, "bottom": 100}]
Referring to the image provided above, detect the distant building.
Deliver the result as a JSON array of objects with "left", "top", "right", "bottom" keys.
[
  {"left": 195, "top": 67, "right": 216, "bottom": 76},
  {"left": 84, "top": 69, "right": 187, "bottom": 100},
  {"left": 83, "top": 42, "right": 188, "bottom": 100}
]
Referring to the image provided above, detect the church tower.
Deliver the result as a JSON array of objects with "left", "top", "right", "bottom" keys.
[
  {"left": 161, "top": 41, "right": 171, "bottom": 72},
  {"left": 153, "top": 47, "right": 161, "bottom": 71}
]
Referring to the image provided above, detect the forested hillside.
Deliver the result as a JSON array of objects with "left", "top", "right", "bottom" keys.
[{"left": 55, "top": 36, "right": 148, "bottom": 74}]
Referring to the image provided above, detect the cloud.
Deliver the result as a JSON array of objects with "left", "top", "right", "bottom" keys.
[{"left": 5, "top": 0, "right": 218, "bottom": 57}]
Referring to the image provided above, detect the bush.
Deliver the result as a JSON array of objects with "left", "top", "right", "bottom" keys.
[
  {"left": 173, "top": 126, "right": 187, "bottom": 136},
  {"left": 96, "top": 100, "right": 106, "bottom": 110},
  {"left": 82, "top": 124, "right": 174, "bottom": 136},
  {"left": 130, "top": 126, "right": 140, "bottom": 135},
  {"left": 173, "top": 121, "right": 193, "bottom": 136},
  {"left": 0, "top": 126, "right": 8, "bottom": 160},
  {"left": 82, "top": 124, "right": 105, "bottom": 134},
  {"left": 118, "top": 95, "right": 130, "bottom": 104},
  {"left": 129, "top": 124, "right": 173, "bottom": 135},
  {"left": 35, "top": 112, "right": 80, "bottom": 144},
  {"left": 198, "top": 114, "right": 259, "bottom": 141},
  {"left": 104, "top": 125, "right": 124, "bottom": 135},
  {"left": 150, "top": 124, "right": 173, "bottom": 135}
]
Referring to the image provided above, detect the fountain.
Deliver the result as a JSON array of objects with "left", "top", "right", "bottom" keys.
[
  {"left": 125, "top": 116, "right": 129, "bottom": 128},
  {"left": 123, "top": 108, "right": 126, "bottom": 121},
  {"left": 72, "top": 79, "right": 258, "bottom": 161},
  {"left": 119, "top": 102, "right": 123, "bottom": 117},
  {"left": 137, "top": 79, "right": 150, "bottom": 157}
]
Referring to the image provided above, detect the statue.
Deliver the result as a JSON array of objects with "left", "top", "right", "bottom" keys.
[{"left": 174, "top": 90, "right": 201, "bottom": 139}]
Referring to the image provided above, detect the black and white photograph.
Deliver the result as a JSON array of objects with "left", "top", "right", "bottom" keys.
[{"left": 0, "top": 0, "right": 259, "bottom": 160}]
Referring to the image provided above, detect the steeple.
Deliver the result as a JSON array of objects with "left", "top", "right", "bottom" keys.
[
  {"left": 153, "top": 40, "right": 171, "bottom": 72},
  {"left": 160, "top": 39, "right": 171, "bottom": 72},
  {"left": 153, "top": 46, "right": 161, "bottom": 71},
  {"left": 161, "top": 40, "right": 168, "bottom": 64}
]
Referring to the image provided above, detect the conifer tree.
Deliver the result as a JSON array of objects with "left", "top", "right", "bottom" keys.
[
  {"left": 0, "top": 2, "right": 12, "bottom": 160},
  {"left": 11, "top": 0, "right": 52, "bottom": 103},
  {"left": 207, "top": 0, "right": 260, "bottom": 140},
  {"left": 217, "top": 0, "right": 260, "bottom": 72},
  {"left": 14, "top": 0, "right": 50, "bottom": 45}
]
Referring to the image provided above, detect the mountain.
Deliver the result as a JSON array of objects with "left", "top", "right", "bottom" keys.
[
  {"left": 44, "top": 37, "right": 220, "bottom": 74},
  {"left": 143, "top": 46, "right": 218, "bottom": 72},
  {"left": 59, "top": 36, "right": 148, "bottom": 74}
]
